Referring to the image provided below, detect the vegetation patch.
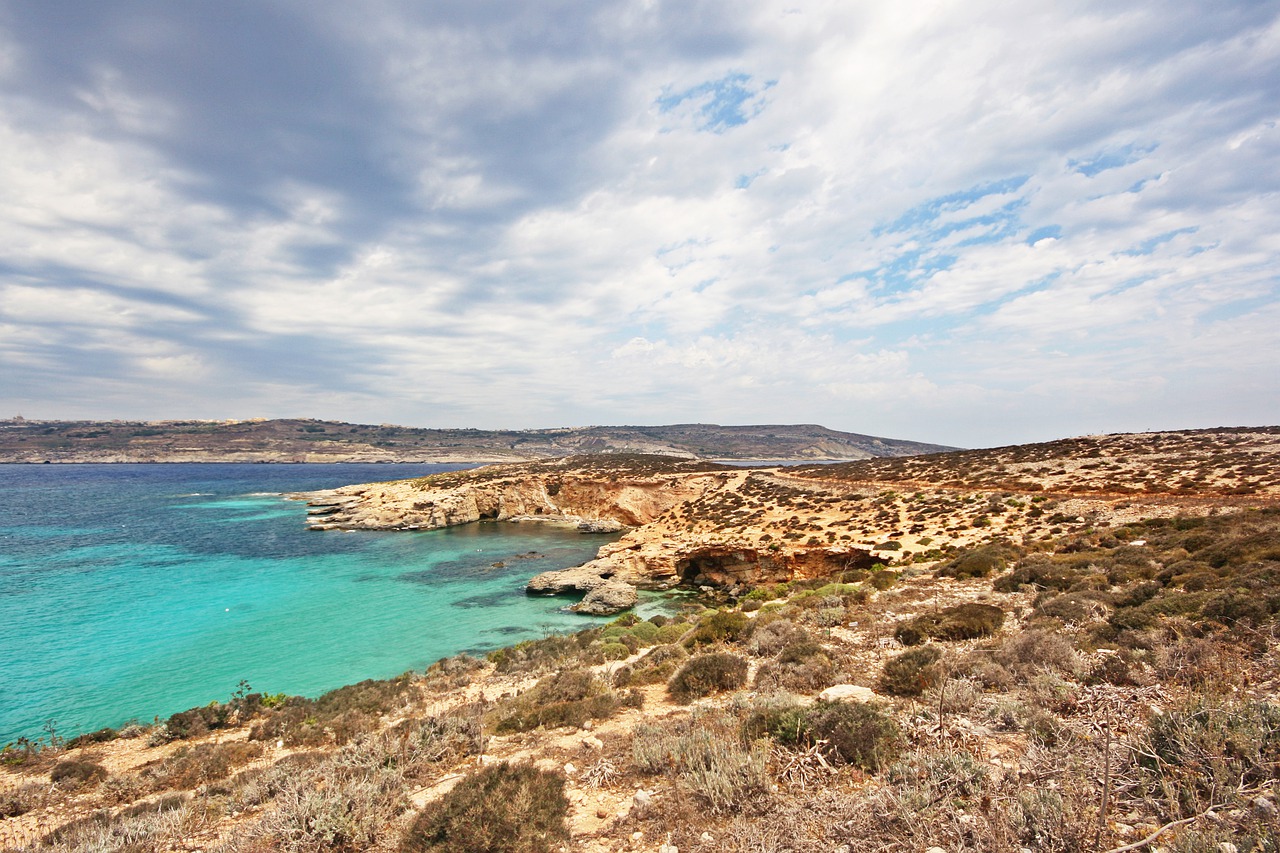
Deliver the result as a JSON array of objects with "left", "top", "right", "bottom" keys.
[
  {"left": 894, "top": 602, "right": 1005, "bottom": 646},
  {"left": 668, "top": 652, "right": 749, "bottom": 702},
  {"left": 402, "top": 763, "right": 569, "bottom": 853}
]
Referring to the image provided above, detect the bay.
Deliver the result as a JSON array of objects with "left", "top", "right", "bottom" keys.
[{"left": 0, "top": 463, "right": 621, "bottom": 742}]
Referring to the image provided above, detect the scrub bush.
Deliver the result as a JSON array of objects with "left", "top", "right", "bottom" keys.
[
  {"left": 668, "top": 653, "right": 749, "bottom": 702},
  {"left": 401, "top": 763, "right": 569, "bottom": 853},
  {"left": 879, "top": 646, "right": 942, "bottom": 697},
  {"left": 894, "top": 603, "right": 1004, "bottom": 645}
]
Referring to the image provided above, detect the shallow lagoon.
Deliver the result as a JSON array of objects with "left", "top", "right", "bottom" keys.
[{"left": 0, "top": 463, "right": 621, "bottom": 742}]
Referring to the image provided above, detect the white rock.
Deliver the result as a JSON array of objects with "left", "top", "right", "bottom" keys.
[
  {"left": 1253, "top": 795, "right": 1277, "bottom": 817},
  {"left": 564, "top": 762, "right": 576, "bottom": 776},
  {"left": 926, "top": 847, "right": 947, "bottom": 853},
  {"left": 659, "top": 845, "right": 679, "bottom": 853},
  {"left": 818, "top": 684, "right": 878, "bottom": 703},
  {"left": 1129, "top": 539, "right": 1147, "bottom": 546},
  {"left": 1217, "top": 843, "right": 1239, "bottom": 853},
  {"left": 583, "top": 735, "right": 604, "bottom": 750},
  {"left": 634, "top": 789, "right": 652, "bottom": 809}
]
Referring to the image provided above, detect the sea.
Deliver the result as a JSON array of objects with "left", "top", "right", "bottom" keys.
[{"left": 0, "top": 463, "right": 633, "bottom": 744}]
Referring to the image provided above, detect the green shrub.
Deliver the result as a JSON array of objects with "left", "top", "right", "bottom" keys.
[
  {"left": 894, "top": 603, "right": 1005, "bottom": 645},
  {"left": 655, "top": 622, "right": 689, "bottom": 644},
  {"left": 684, "top": 610, "right": 752, "bottom": 648},
  {"left": 668, "top": 653, "right": 749, "bottom": 702},
  {"left": 879, "top": 646, "right": 942, "bottom": 696},
  {"left": 868, "top": 570, "right": 898, "bottom": 590},
  {"left": 628, "top": 620, "right": 660, "bottom": 643},
  {"left": 800, "top": 701, "right": 902, "bottom": 772},
  {"left": 66, "top": 727, "right": 117, "bottom": 749},
  {"left": 402, "top": 763, "right": 569, "bottom": 853},
  {"left": 936, "top": 544, "right": 1017, "bottom": 579},
  {"left": 1202, "top": 590, "right": 1270, "bottom": 627},
  {"left": 599, "top": 641, "right": 631, "bottom": 660},
  {"left": 613, "top": 643, "right": 688, "bottom": 687}
]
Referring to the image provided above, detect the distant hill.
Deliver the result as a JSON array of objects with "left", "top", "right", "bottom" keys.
[{"left": 0, "top": 418, "right": 957, "bottom": 463}]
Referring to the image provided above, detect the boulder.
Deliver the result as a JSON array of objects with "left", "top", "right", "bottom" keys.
[
  {"left": 818, "top": 684, "right": 879, "bottom": 704},
  {"left": 571, "top": 580, "right": 638, "bottom": 615}
]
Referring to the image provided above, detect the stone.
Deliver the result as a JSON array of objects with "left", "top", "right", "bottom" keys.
[
  {"left": 1252, "top": 795, "right": 1277, "bottom": 818},
  {"left": 633, "top": 789, "right": 652, "bottom": 809},
  {"left": 926, "top": 847, "right": 946, "bottom": 853},
  {"left": 583, "top": 736, "right": 604, "bottom": 750},
  {"left": 818, "top": 684, "right": 879, "bottom": 703},
  {"left": 571, "top": 580, "right": 638, "bottom": 615},
  {"left": 564, "top": 762, "right": 576, "bottom": 776}
]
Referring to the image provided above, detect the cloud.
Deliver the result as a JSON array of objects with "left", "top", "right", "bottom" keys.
[{"left": 0, "top": 0, "right": 1277, "bottom": 446}]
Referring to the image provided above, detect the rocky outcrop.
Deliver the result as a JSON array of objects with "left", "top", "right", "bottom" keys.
[{"left": 300, "top": 456, "right": 880, "bottom": 615}]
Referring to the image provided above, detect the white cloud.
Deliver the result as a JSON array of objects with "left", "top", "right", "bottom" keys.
[{"left": 0, "top": 1, "right": 1276, "bottom": 446}]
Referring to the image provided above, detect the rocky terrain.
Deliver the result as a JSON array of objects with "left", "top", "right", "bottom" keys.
[
  {"left": 3, "top": 426, "right": 1279, "bottom": 852},
  {"left": 300, "top": 427, "right": 1280, "bottom": 615},
  {"left": 0, "top": 419, "right": 953, "bottom": 464}
]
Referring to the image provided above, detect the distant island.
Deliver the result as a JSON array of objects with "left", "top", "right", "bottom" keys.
[{"left": 0, "top": 418, "right": 955, "bottom": 463}]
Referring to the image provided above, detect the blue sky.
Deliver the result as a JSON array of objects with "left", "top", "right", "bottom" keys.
[{"left": 0, "top": 0, "right": 1277, "bottom": 448}]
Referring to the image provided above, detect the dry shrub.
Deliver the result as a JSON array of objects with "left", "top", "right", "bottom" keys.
[
  {"left": 490, "top": 668, "right": 641, "bottom": 732},
  {"left": 1153, "top": 635, "right": 1247, "bottom": 690},
  {"left": 894, "top": 603, "right": 1005, "bottom": 645},
  {"left": 401, "top": 762, "right": 569, "bottom": 853},
  {"left": 754, "top": 641, "right": 838, "bottom": 692},
  {"left": 36, "top": 796, "right": 205, "bottom": 853},
  {"left": 382, "top": 710, "right": 485, "bottom": 782},
  {"left": 0, "top": 780, "right": 50, "bottom": 818},
  {"left": 1138, "top": 698, "right": 1280, "bottom": 814},
  {"left": 996, "top": 629, "right": 1079, "bottom": 678},
  {"left": 632, "top": 711, "right": 769, "bottom": 812},
  {"left": 422, "top": 654, "right": 485, "bottom": 692},
  {"left": 749, "top": 618, "right": 810, "bottom": 656},
  {"left": 145, "top": 741, "right": 262, "bottom": 791},
  {"left": 668, "top": 652, "right": 749, "bottom": 702},
  {"left": 878, "top": 646, "right": 942, "bottom": 697},
  {"left": 50, "top": 757, "right": 108, "bottom": 791},
  {"left": 1034, "top": 591, "right": 1110, "bottom": 625}
]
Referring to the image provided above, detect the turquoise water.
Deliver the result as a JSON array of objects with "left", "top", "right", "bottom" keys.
[{"left": 0, "top": 464, "right": 622, "bottom": 743}]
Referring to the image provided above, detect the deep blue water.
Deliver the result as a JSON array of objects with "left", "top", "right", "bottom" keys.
[{"left": 0, "top": 464, "right": 624, "bottom": 743}]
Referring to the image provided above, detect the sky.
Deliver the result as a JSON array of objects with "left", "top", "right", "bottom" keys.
[{"left": 0, "top": 1, "right": 1277, "bottom": 449}]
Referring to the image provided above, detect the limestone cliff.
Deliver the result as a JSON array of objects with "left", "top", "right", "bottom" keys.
[{"left": 297, "top": 455, "right": 882, "bottom": 614}]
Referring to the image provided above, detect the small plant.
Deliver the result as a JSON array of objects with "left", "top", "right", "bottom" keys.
[
  {"left": 401, "top": 762, "right": 569, "bottom": 852},
  {"left": 632, "top": 712, "right": 769, "bottom": 812},
  {"left": 684, "top": 609, "right": 752, "bottom": 648},
  {"left": 49, "top": 758, "right": 108, "bottom": 791},
  {"left": 894, "top": 603, "right": 1005, "bottom": 645},
  {"left": 879, "top": 646, "right": 942, "bottom": 696},
  {"left": 801, "top": 700, "right": 902, "bottom": 772},
  {"left": 668, "top": 652, "right": 749, "bottom": 702}
]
